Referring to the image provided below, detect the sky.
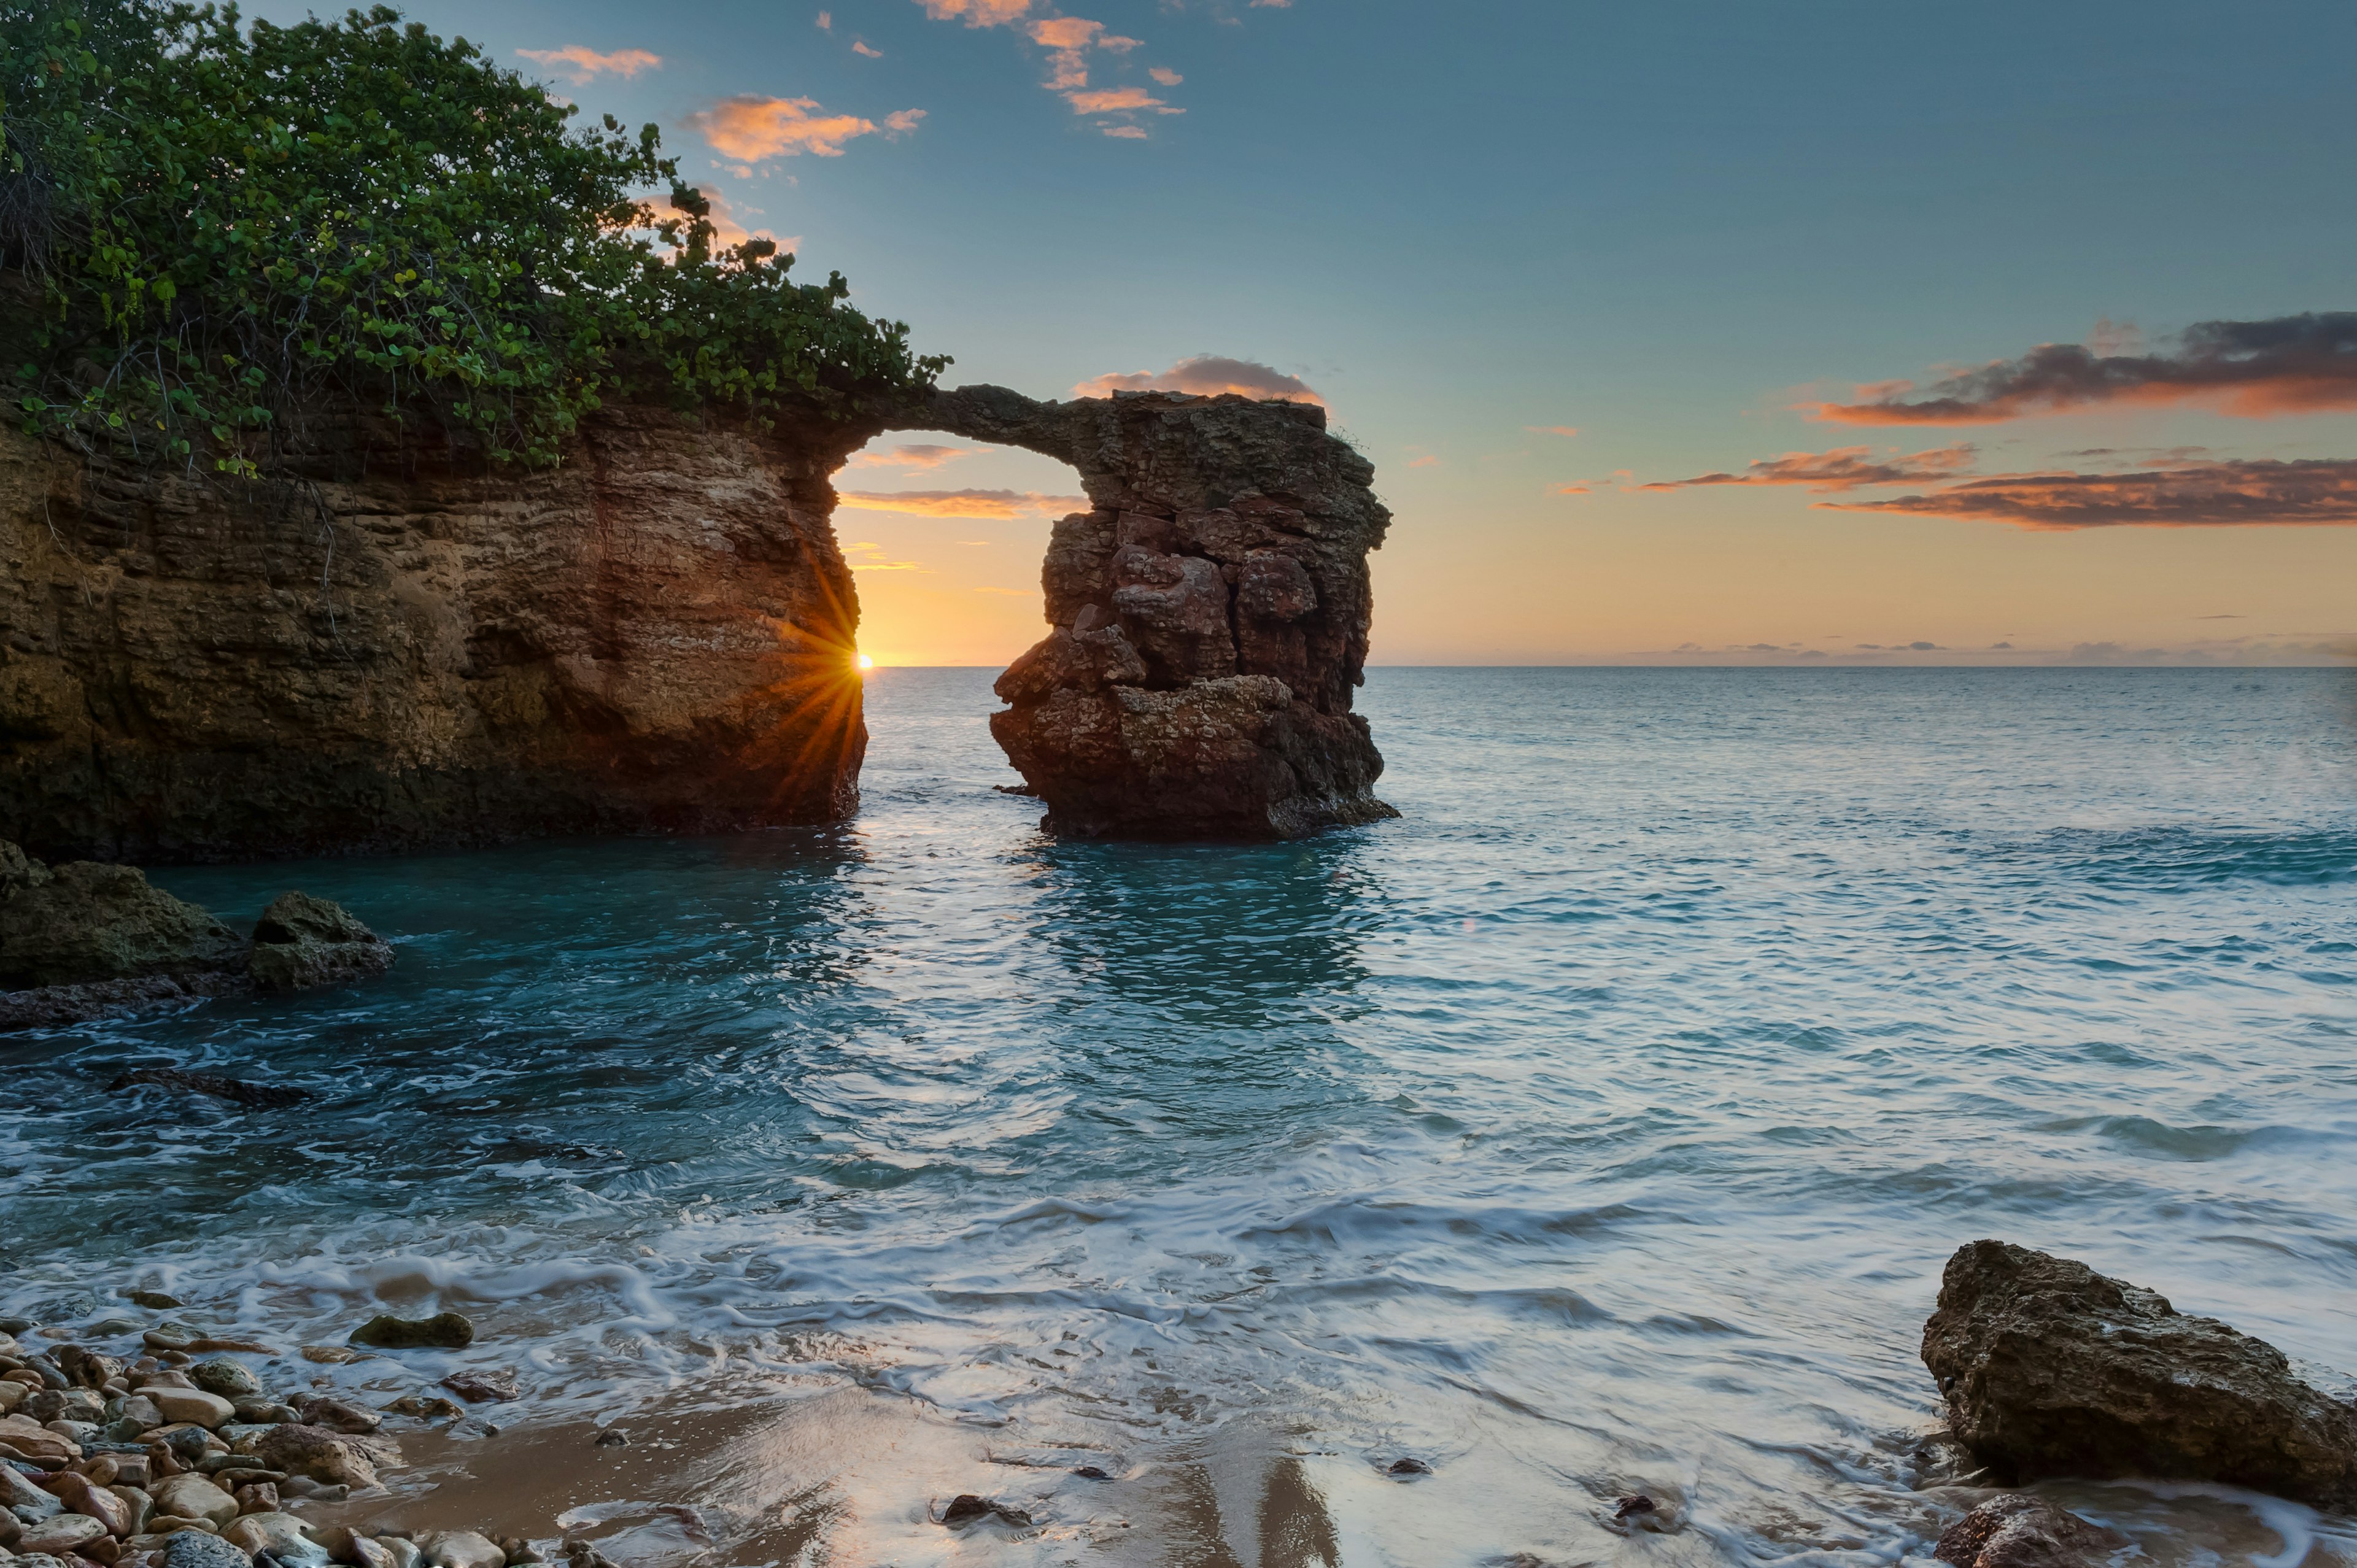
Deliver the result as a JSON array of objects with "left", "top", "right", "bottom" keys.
[{"left": 263, "top": 0, "right": 2357, "bottom": 665}]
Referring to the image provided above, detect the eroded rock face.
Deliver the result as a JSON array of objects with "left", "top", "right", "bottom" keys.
[
  {"left": 902, "top": 385, "right": 1396, "bottom": 839},
  {"left": 1922, "top": 1239, "right": 2357, "bottom": 1508},
  {"left": 0, "top": 404, "right": 870, "bottom": 863}
]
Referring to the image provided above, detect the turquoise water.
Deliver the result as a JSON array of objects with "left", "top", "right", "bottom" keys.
[{"left": 6, "top": 668, "right": 2357, "bottom": 1567}]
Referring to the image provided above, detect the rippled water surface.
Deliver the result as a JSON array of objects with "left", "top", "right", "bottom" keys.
[{"left": 7, "top": 668, "right": 2357, "bottom": 1568}]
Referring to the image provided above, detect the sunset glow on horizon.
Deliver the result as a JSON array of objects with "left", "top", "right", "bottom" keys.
[{"left": 310, "top": 0, "right": 2357, "bottom": 668}]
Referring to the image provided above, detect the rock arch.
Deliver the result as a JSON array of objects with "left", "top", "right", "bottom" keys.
[{"left": 885, "top": 385, "right": 1398, "bottom": 840}]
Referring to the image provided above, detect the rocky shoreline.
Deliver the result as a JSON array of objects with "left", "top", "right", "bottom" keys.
[
  {"left": 0, "top": 1307, "right": 602, "bottom": 1568},
  {"left": 4, "top": 1244, "right": 2351, "bottom": 1568},
  {"left": 0, "top": 843, "right": 390, "bottom": 1030}
]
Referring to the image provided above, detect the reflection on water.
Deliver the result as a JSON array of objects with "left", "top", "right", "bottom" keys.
[{"left": 4, "top": 668, "right": 2357, "bottom": 1567}]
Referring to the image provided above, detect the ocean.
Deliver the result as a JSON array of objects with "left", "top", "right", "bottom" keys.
[{"left": 6, "top": 667, "right": 2356, "bottom": 1567}]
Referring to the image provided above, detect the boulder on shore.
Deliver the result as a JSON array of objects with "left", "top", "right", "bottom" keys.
[
  {"left": 0, "top": 842, "right": 244, "bottom": 991},
  {"left": 1933, "top": 1494, "right": 2140, "bottom": 1568},
  {"left": 1922, "top": 1239, "right": 2357, "bottom": 1508},
  {"left": 249, "top": 891, "right": 394, "bottom": 992},
  {"left": 0, "top": 841, "right": 393, "bottom": 1027}
]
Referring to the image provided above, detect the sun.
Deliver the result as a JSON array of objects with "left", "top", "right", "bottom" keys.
[{"left": 855, "top": 653, "right": 875, "bottom": 671}]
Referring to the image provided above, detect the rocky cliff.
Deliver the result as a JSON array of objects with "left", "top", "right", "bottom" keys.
[
  {"left": 0, "top": 407, "right": 872, "bottom": 862},
  {"left": 905, "top": 386, "right": 1396, "bottom": 840},
  {"left": 0, "top": 383, "right": 1394, "bottom": 861}
]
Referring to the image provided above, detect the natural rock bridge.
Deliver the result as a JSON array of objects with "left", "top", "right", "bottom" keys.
[
  {"left": 904, "top": 387, "right": 1395, "bottom": 840},
  {"left": 0, "top": 385, "right": 1393, "bottom": 861}
]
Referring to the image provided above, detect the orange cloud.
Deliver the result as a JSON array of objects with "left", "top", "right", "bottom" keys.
[
  {"left": 516, "top": 45, "right": 660, "bottom": 82},
  {"left": 838, "top": 489, "right": 1089, "bottom": 518},
  {"left": 1065, "top": 85, "right": 1178, "bottom": 115},
  {"left": 1073, "top": 355, "right": 1322, "bottom": 404},
  {"left": 671, "top": 189, "right": 786, "bottom": 252},
  {"left": 686, "top": 96, "right": 923, "bottom": 160},
  {"left": 914, "top": 0, "right": 1031, "bottom": 23},
  {"left": 1100, "top": 125, "right": 1148, "bottom": 139},
  {"left": 1527, "top": 425, "right": 1579, "bottom": 438},
  {"left": 1027, "top": 17, "right": 1139, "bottom": 89},
  {"left": 1550, "top": 483, "right": 1591, "bottom": 495},
  {"left": 1638, "top": 444, "right": 1977, "bottom": 493},
  {"left": 1810, "top": 312, "right": 2357, "bottom": 425},
  {"left": 1819, "top": 457, "right": 2357, "bottom": 529},
  {"left": 843, "top": 541, "right": 929, "bottom": 572},
  {"left": 845, "top": 443, "right": 976, "bottom": 470},
  {"left": 853, "top": 40, "right": 882, "bottom": 56},
  {"left": 1149, "top": 66, "right": 1182, "bottom": 85},
  {"left": 1407, "top": 455, "right": 1439, "bottom": 468}
]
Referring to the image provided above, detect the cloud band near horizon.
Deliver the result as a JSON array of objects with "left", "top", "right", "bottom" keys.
[
  {"left": 1639, "top": 444, "right": 1976, "bottom": 493},
  {"left": 1811, "top": 312, "right": 2357, "bottom": 424},
  {"left": 1822, "top": 458, "right": 2357, "bottom": 529}
]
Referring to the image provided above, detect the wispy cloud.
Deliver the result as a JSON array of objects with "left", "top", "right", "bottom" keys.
[
  {"left": 1073, "top": 354, "right": 1322, "bottom": 403},
  {"left": 839, "top": 489, "right": 1089, "bottom": 518},
  {"left": 1638, "top": 444, "right": 1977, "bottom": 493},
  {"left": 842, "top": 541, "right": 929, "bottom": 572},
  {"left": 914, "top": 0, "right": 1034, "bottom": 25},
  {"left": 1821, "top": 457, "right": 2357, "bottom": 529},
  {"left": 853, "top": 40, "right": 883, "bottom": 57},
  {"left": 910, "top": 0, "right": 1180, "bottom": 135},
  {"left": 1527, "top": 425, "right": 1580, "bottom": 438},
  {"left": 845, "top": 443, "right": 977, "bottom": 470},
  {"left": 1029, "top": 17, "right": 1139, "bottom": 90},
  {"left": 1066, "top": 85, "right": 1179, "bottom": 115},
  {"left": 686, "top": 96, "right": 923, "bottom": 160},
  {"left": 1809, "top": 312, "right": 2357, "bottom": 425},
  {"left": 516, "top": 45, "right": 661, "bottom": 83}
]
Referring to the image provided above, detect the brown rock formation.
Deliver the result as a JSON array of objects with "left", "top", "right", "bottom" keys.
[
  {"left": 0, "top": 405, "right": 869, "bottom": 863},
  {"left": 1933, "top": 1494, "right": 2141, "bottom": 1568},
  {"left": 1922, "top": 1238, "right": 2357, "bottom": 1508},
  {"left": 0, "top": 839, "right": 394, "bottom": 1027},
  {"left": 0, "top": 380, "right": 1395, "bottom": 859},
  {"left": 899, "top": 385, "right": 1396, "bottom": 838}
]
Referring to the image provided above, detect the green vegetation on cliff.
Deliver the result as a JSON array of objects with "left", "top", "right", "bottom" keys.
[{"left": 0, "top": 1, "right": 945, "bottom": 472}]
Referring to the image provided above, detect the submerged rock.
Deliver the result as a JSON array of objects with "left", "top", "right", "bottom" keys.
[
  {"left": 1933, "top": 1494, "right": 2138, "bottom": 1568},
  {"left": 348, "top": 1314, "right": 474, "bottom": 1351},
  {"left": 437, "top": 1372, "right": 519, "bottom": 1405},
  {"left": 905, "top": 387, "right": 1396, "bottom": 840},
  {"left": 247, "top": 894, "right": 393, "bottom": 993},
  {"left": 1922, "top": 1239, "right": 2357, "bottom": 1507}
]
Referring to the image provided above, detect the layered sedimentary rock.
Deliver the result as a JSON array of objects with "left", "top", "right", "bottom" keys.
[
  {"left": 0, "top": 406, "right": 870, "bottom": 863},
  {"left": 902, "top": 385, "right": 1395, "bottom": 839},
  {"left": 1922, "top": 1238, "right": 2357, "bottom": 1508}
]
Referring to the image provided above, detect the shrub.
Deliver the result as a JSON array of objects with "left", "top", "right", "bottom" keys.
[{"left": 0, "top": 1, "right": 946, "bottom": 474}]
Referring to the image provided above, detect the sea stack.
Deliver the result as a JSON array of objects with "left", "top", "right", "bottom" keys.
[{"left": 910, "top": 385, "right": 1397, "bottom": 839}]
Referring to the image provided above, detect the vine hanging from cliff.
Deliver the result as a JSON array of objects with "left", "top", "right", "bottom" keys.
[{"left": 0, "top": 1, "right": 947, "bottom": 474}]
